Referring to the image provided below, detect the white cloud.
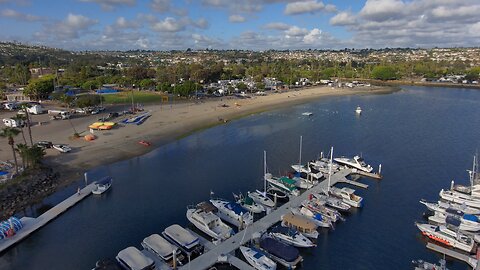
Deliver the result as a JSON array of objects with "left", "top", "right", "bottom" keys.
[
  {"left": 151, "top": 17, "right": 185, "bottom": 32},
  {"left": 79, "top": 0, "right": 136, "bottom": 10},
  {"left": 264, "top": 22, "right": 290, "bottom": 30},
  {"left": 359, "top": 0, "right": 406, "bottom": 21},
  {"left": 229, "top": 15, "right": 246, "bottom": 23},
  {"left": 303, "top": 28, "right": 322, "bottom": 44},
  {"left": 1, "top": 8, "right": 42, "bottom": 22},
  {"left": 330, "top": 11, "right": 356, "bottom": 26},
  {"left": 191, "top": 18, "right": 209, "bottom": 29},
  {"left": 151, "top": 0, "right": 170, "bottom": 13},
  {"left": 284, "top": 1, "right": 333, "bottom": 15},
  {"left": 285, "top": 26, "right": 308, "bottom": 37},
  {"left": 115, "top": 16, "right": 140, "bottom": 29}
]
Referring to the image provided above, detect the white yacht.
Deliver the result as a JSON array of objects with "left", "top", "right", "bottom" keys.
[
  {"left": 239, "top": 246, "right": 277, "bottom": 270},
  {"left": 290, "top": 164, "right": 323, "bottom": 181},
  {"left": 264, "top": 174, "right": 300, "bottom": 196},
  {"left": 329, "top": 187, "right": 363, "bottom": 208},
  {"left": 233, "top": 193, "right": 265, "bottom": 213},
  {"left": 92, "top": 176, "right": 112, "bottom": 195},
  {"left": 428, "top": 212, "right": 480, "bottom": 232},
  {"left": 186, "top": 202, "right": 233, "bottom": 241},
  {"left": 290, "top": 207, "right": 332, "bottom": 228},
  {"left": 415, "top": 223, "right": 475, "bottom": 253},
  {"left": 334, "top": 156, "right": 373, "bottom": 173},
  {"left": 116, "top": 246, "right": 155, "bottom": 270},
  {"left": 314, "top": 193, "right": 351, "bottom": 212},
  {"left": 141, "top": 234, "right": 182, "bottom": 263},
  {"left": 268, "top": 226, "right": 315, "bottom": 248},
  {"left": 439, "top": 189, "right": 480, "bottom": 209},
  {"left": 248, "top": 190, "right": 275, "bottom": 208},
  {"left": 420, "top": 199, "right": 480, "bottom": 215},
  {"left": 209, "top": 199, "right": 253, "bottom": 228},
  {"left": 301, "top": 112, "right": 313, "bottom": 116},
  {"left": 162, "top": 224, "right": 203, "bottom": 256},
  {"left": 355, "top": 106, "right": 362, "bottom": 114},
  {"left": 302, "top": 199, "right": 344, "bottom": 222}
]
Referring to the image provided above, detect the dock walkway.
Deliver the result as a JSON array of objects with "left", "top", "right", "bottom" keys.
[
  {"left": 426, "top": 242, "right": 479, "bottom": 269},
  {"left": 180, "top": 169, "right": 351, "bottom": 270},
  {"left": 0, "top": 183, "right": 96, "bottom": 253}
]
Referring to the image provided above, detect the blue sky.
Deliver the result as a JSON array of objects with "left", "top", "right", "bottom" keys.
[{"left": 0, "top": 0, "right": 479, "bottom": 50}]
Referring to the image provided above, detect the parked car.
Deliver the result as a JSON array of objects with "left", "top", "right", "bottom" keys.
[
  {"left": 3, "top": 118, "right": 24, "bottom": 128},
  {"left": 35, "top": 141, "right": 53, "bottom": 149},
  {"left": 52, "top": 144, "right": 72, "bottom": 153}
]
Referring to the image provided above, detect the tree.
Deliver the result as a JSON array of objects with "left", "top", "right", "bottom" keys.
[
  {"left": 371, "top": 66, "right": 398, "bottom": 80},
  {"left": 11, "top": 114, "right": 27, "bottom": 144},
  {"left": 0, "top": 127, "right": 20, "bottom": 174},
  {"left": 139, "top": 79, "right": 155, "bottom": 90},
  {"left": 15, "top": 143, "right": 28, "bottom": 171},
  {"left": 24, "top": 75, "right": 55, "bottom": 99},
  {"left": 75, "top": 95, "right": 104, "bottom": 108},
  {"left": 16, "top": 144, "right": 45, "bottom": 169},
  {"left": 20, "top": 104, "right": 34, "bottom": 146},
  {"left": 237, "top": 82, "right": 248, "bottom": 91},
  {"left": 256, "top": 82, "right": 265, "bottom": 90}
]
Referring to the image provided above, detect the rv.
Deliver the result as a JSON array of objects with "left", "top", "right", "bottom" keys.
[{"left": 2, "top": 118, "right": 24, "bottom": 128}]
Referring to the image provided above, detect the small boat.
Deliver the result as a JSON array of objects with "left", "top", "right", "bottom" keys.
[
  {"left": 428, "top": 212, "right": 480, "bottom": 232},
  {"left": 248, "top": 190, "right": 275, "bottom": 208},
  {"left": 415, "top": 223, "right": 475, "bottom": 253},
  {"left": 302, "top": 199, "right": 344, "bottom": 222},
  {"left": 209, "top": 199, "right": 253, "bottom": 228},
  {"left": 268, "top": 226, "right": 316, "bottom": 248},
  {"left": 92, "top": 176, "right": 113, "bottom": 195},
  {"left": 420, "top": 199, "right": 480, "bottom": 215},
  {"left": 239, "top": 246, "right": 277, "bottom": 270},
  {"left": 116, "top": 246, "right": 155, "bottom": 270},
  {"left": 259, "top": 237, "right": 303, "bottom": 269},
  {"left": 162, "top": 224, "right": 204, "bottom": 257},
  {"left": 290, "top": 207, "right": 333, "bottom": 228},
  {"left": 281, "top": 213, "right": 318, "bottom": 239},
  {"left": 334, "top": 155, "right": 373, "bottom": 173},
  {"left": 138, "top": 140, "right": 151, "bottom": 146},
  {"left": 186, "top": 202, "right": 233, "bottom": 241},
  {"left": 329, "top": 187, "right": 363, "bottom": 208},
  {"left": 314, "top": 193, "right": 351, "bottom": 212},
  {"left": 266, "top": 186, "right": 288, "bottom": 200},
  {"left": 439, "top": 189, "right": 480, "bottom": 209},
  {"left": 233, "top": 193, "right": 265, "bottom": 214},
  {"left": 291, "top": 164, "right": 323, "bottom": 181},
  {"left": 412, "top": 258, "right": 448, "bottom": 270},
  {"left": 355, "top": 106, "right": 362, "bottom": 114},
  {"left": 141, "top": 234, "right": 183, "bottom": 265},
  {"left": 265, "top": 174, "right": 300, "bottom": 196},
  {"left": 301, "top": 112, "right": 313, "bottom": 116}
]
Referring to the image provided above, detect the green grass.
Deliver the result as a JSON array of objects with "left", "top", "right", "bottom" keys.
[{"left": 103, "top": 91, "right": 166, "bottom": 104}]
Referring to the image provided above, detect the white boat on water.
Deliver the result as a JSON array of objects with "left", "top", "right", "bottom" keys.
[
  {"left": 162, "top": 224, "right": 203, "bottom": 256},
  {"left": 314, "top": 193, "right": 351, "bottom": 212},
  {"left": 302, "top": 199, "right": 344, "bottom": 222},
  {"left": 92, "top": 176, "right": 112, "bottom": 195},
  {"left": 420, "top": 199, "right": 480, "bottom": 215},
  {"left": 439, "top": 189, "right": 480, "bottom": 209},
  {"left": 141, "top": 234, "right": 182, "bottom": 264},
  {"left": 428, "top": 211, "right": 480, "bottom": 232},
  {"left": 240, "top": 246, "right": 277, "bottom": 270},
  {"left": 233, "top": 193, "right": 265, "bottom": 213},
  {"left": 186, "top": 202, "right": 233, "bottom": 241},
  {"left": 248, "top": 190, "right": 275, "bottom": 208},
  {"left": 265, "top": 174, "right": 300, "bottom": 196},
  {"left": 268, "top": 226, "right": 315, "bottom": 248},
  {"left": 209, "top": 199, "right": 253, "bottom": 228},
  {"left": 355, "top": 106, "right": 362, "bottom": 114},
  {"left": 281, "top": 213, "right": 318, "bottom": 239},
  {"left": 290, "top": 165, "right": 323, "bottom": 182},
  {"left": 415, "top": 223, "right": 475, "bottom": 253},
  {"left": 329, "top": 187, "right": 363, "bottom": 208},
  {"left": 334, "top": 155, "right": 373, "bottom": 173},
  {"left": 116, "top": 246, "right": 155, "bottom": 270},
  {"left": 301, "top": 112, "right": 313, "bottom": 116},
  {"left": 290, "top": 207, "right": 332, "bottom": 228}
]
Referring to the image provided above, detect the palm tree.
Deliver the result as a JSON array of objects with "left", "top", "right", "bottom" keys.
[
  {"left": 11, "top": 114, "right": 27, "bottom": 144},
  {"left": 15, "top": 143, "right": 28, "bottom": 170},
  {"left": 21, "top": 105, "right": 34, "bottom": 146},
  {"left": 27, "top": 146, "right": 45, "bottom": 168},
  {"left": 0, "top": 127, "right": 20, "bottom": 174}
]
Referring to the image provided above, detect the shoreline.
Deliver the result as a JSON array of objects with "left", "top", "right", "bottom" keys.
[{"left": 1, "top": 85, "right": 398, "bottom": 217}]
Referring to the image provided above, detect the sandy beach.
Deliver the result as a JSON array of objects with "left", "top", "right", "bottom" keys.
[{"left": 0, "top": 85, "right": 396, "bottom": 189}]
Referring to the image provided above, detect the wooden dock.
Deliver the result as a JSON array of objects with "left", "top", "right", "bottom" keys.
[
  {"left": 426, "top": 242, "right": 479, "bottom": 269},
  {"left": 179, "top": 169, "right": 352, "bottom": 270},
  {"left": 0, "top": 183, "right": 96, "bottom": 253}
]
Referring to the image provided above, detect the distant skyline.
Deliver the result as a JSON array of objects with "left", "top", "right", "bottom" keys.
[{"left": 0, "top": 0, "right": 479, "bottom": 51}]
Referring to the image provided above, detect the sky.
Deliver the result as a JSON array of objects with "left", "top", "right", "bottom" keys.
[{"left": 0, "top": 0, "right": 479, "bottom": 51}]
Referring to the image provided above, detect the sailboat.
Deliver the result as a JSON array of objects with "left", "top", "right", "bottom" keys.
[
  {"left": 248, "top": 151, "right": 275, "bottom": 208},
  {"left": 290, "top": 136, "right": 322, "bottom": 184}
]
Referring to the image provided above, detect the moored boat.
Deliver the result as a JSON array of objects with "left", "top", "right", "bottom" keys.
[
  {"left": 162, "top": 224, "right": 203, "bottom": 257},
  {"left": 415, "top": 223, "right": 475, "bottom": 253},
  {"left": 265, "top": 174, "right": 300, "bottom": 196},
  {"left": 239, "top": 246, "right": 277, "bottom": 270},
  {"left": 334, "top": 155, "right": 373, "bottom": 173},
  {"left": 268, "top": 226, "right": 316, "bottom": 248},
  {"left": 116, "top": 246, "right": 155, "bottom": 270},
  {"left": 92, "top": 176, "right": 113, "bottom": 195},
  {"left": 290, "top": 207, "right": 333, "bottom": 228},
  {"left": 259, "top": 236, "right": 303, "bottom": 269},
  {"left": 141, "top": 234, "right": 183, "bottom": 265},
  {"left": 281, "top": 213, "right": 319, "bottom": 239},
  {"left": 186, "top": 202, "right": 233, "bottom": 241},
  {"left": 314, "top": 193, "right": 351, "bottom": 212},
  {"left": 420, "top": 199, "right": 480, "bottom": 215},
  {"left": 329, "top": 187, "right": 363, "bottom": 208},
  {"left": 439, "top": 189, "right": 480, "bottom": 209},
  {"left": 209, "top": 199, "right": 253, "bottom": 228},
  {"left": 233, "top": 193, "right": 265, "bottom": 213},
  {"left": 248, "top": 190, "right": 275, "bottom": 208}
]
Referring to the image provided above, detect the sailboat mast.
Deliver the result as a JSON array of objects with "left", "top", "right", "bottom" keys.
[
  {"left": 299, "top": 135, "right": 303, "bottom": 166},
  {"left": 327, "top": 146, "right": 333, "bottom": 192},
  {"left": 264, "top": 150, "right": 267, "bottom": 193}
]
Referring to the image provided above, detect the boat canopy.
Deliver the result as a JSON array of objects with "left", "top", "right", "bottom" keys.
[
  {"left": 463, "top": 214, "right": 479, "bottom": 222},
  {"left": 163, "top": 224, "right": 199, "bottom": 247},
  {"left": 117, "top": 246, "right": 154, "bottom": 270},
  {"left": 278, "top": 177, "right": 296, "bottom": 186},
  {"left": 445, "top": 208, "right": 463, "bottom": 216},
  {"left": 282, "top": 213, "right": 317, "bottom": 231},
  {"left": 446, "top": 216, "right": 462, "bottom": 227},
  {"left": 260, "top": 237, "right": 299, "bottom": 262},
  {"left": 142, "top": 234, "right": 176, "bottom": 259},
  {"left": 225, "top": 202, "right": 248, "bottom": 215},
  {"left": 244, "top": 196, "right": 254, "bottom": 206},
  {"left": 271, "top": 225, "right": 298, "bottom": 236}
]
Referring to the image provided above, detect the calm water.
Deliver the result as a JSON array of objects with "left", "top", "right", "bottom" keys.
[{"left": 1, "top": 86, "right": 480, "bottom": 270}]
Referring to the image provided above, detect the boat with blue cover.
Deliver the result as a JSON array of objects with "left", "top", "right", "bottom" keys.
[
  {"left": 162, "top": 224, "right": 203, "bottom": 257},
  {"left": 239, "top": 246, "right": 277, "bottom": 270},
  {"left": 259, "top": 236, "right": 303, "bottom": 269},
  {"left": 268, "top": 226, "right": 315, "bottom": 248},
  {"left": 209, "top": 199, "right": 253, "bottom": 228}
]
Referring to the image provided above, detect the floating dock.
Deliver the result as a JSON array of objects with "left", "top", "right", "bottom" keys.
[
  {"left": 426, "top": 242, "right": 480, "bottom": 269},
  {"left": 0, "top": 183, "right": 96, "bottom": 253},
  {"left": 179, "top": 169, "right": 353, "bottom": 270}
]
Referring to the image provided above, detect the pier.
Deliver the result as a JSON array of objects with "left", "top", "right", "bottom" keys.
[
  {"left": 179, "top": 169, "right": 352, "bottom": 270},
  {"left": 0, "top": 183, "right": 96, "bottom": 253},
  {"left": 426, "top": 242, "right": 480, "bottom": 269}
]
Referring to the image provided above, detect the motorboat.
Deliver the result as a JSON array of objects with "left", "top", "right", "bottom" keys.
[
  {"left": 329, "top": 187, "right": 363, "bottom": 208},
  {"left": 281, "top": 213, "right": 318, "bottom": 239},
  {"left": 186, "top": 202, "right": 233, "bottom": 241},
  {"left": 162, "top": 224, "right": 203, "bottom": 257},
  {"left": 290, "top": 164, "right": 323, "bottom": 182},
  {"left": 264, "top": 174, "right": 300, "bottom": 196},
  {"left": 52, "top": 144, "right": 71, "bottom": 153},
  {"left": 268, "top": 226, "right": 315, "bottom": 248},
  {"left": 428, "top": 212, "right": 480, "bottom": 232},
  {"left": 439, "top": 189, "right": 480, "bottom": 209},
  {"left": 266, "top": 186, "right": 288, "bottom": 200},
  {"left": 334, "top": 155, "right": 373, "bottom": 173},
  {"left": 233, "top": 193, "right": 265, "bottom": 214},
  {"left": 302, "top": 199, "right": 344, "bottom": 222},
  {"left": 290, "top": 207, "right": 333, "bottom": 228},
  {"left": 420, "top": 199, "right": 480, "bottom": 215},
  {"left": 314, "top": 193, "right": 351, "bottom": 212},
  {"left": 116, "top": 246, "right": 155, "bottom": 270},
  {"left": 301, "top": 112, "right": 313, "bottom": 116},
  {"left": 141, "top": 234, "right": 183, "bottom": 264},
  {"left": 412, "top": 258, "right": 448, "bottom": 270},
  {"left": 415, "top": 223, "right": 475, "bottom": 253},
  {"left": 239, "top": 246, "right": 277, "bottom": 270},
  {"left": 248, "top": 190, "right": 275, "bottom": 208},
  {"left": 209, "top": 199, "right": 253, "bottom": 228},
  {"left": 93, "top": 258, "right": 122, "bottom": 270},
  {"left": 92, "top": 176, "right": 112, "bottom": 195},
  {"left": 309, "top": 157, "right": 340, "bottom": 175},
  {"left": 355, "top": 106, "right": 362, "bottom": 114},
  {"left": 259, "top": 237, "right": 303, "bottom": 269}
]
